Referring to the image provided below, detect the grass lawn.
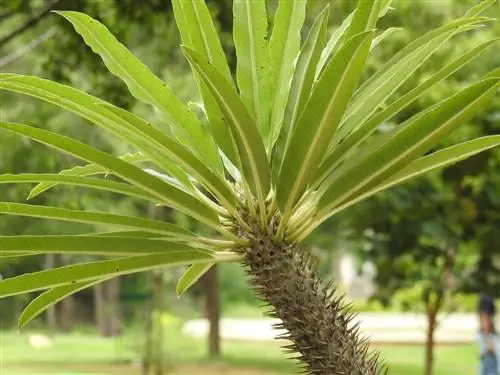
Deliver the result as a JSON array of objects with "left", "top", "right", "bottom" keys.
[{"left": 0, "top": 330, "right": 478, "bottom": 375}]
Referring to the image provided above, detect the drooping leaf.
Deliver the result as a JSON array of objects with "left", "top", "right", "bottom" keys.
[
  {"left": 56, "top": 11, "right": 222, "bottom": 173},
  {"left": 0, "top": 122, "right": 221, "bottom": 228},
  {"left": 0, "top": 202, "right": 197, "bottom": 238},
  {"left": 233, "top": 0, "right": 271, "bottom": 136},
  {"left": 267, "top": 0, "right": 307, "bottom": 151},
  {"left": 172, "top": 0, "right": 239, "bottom": 166},
  {"left": 314, "top": 37, "right": 498, "bottom": 187},
  {"left": 18, "top": 278, "right": 110, "bottom": 329},
  {"left": 276, "top": 31, "right": 374, "bottom": 215},
  {"left": 0, "top": 251, "right": 213, "bottom": 298},
  {"left": 317, "top": 78, "right": 500, "bottom": 220},
  {"left": 183, "top": 48, "right": 271, "bottom": 204},
  {"left": 176, "top": 263, "right": 214, "bottom": 296}
]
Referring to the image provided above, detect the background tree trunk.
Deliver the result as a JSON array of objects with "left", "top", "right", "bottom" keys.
[
  {"left": 94, "top": 282, "right": 105, "bottom": 332},
  {"left": 44, "top": 254, "right": 57, "bottom": 333},
  {"left": 58, "top": 255, "right": 74, "bottom": 332},
  {"left": 202, "top": 264, "right": 221, "bottom": 357},
  {"left": 96, "top": 278, "right": 122, "bottom": 337},
  {"left": 152, "top": 270, "right": 165, "bottom": 375},
  {"left": 424, "top": 307, "right": 438, "bottom": 375}
]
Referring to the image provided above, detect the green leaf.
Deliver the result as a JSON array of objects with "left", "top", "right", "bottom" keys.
[
  {"left": 101, "top": 105, "right": 237, "bottom": 212},
  {"left": 0, "top": 75, "right": 193, "bottom": 189},
  {"left": 315, "top": 11, "right": 353, "bottom": 79},
  {"left": 273, "top": 7, "right": 330, "bottom": 178},
  {"left": 266, "top": 0, "right": 307, "bottom": 151},
  {"left": 315, "top": 0, "right": 389, "bottom": 79},
  {"left": 324, "top": 136, "right": 500, "bottom": 218},
  {"left": 0, "top": 122, "right": 220, "bottom": 228},
  {"left": 276, "top": 31, "right": 374, "bottom": 215},
  {"left": 355, "top": 17, "right": 491, "bottom": 99},
  {"left": 28, "top": 152, "right": 148, "bottom": 199},
  {"left": 0, "top": 235, "right": 205, "bottom": 256},
  {"left": 183, "top": 48, "right": 271, "bottom": 204},
  {"left": 0, "top": 251, "right": 213, "bottom": 298},
  {"left": 56, "top": 11, "right": 222, "bottom": 173},
  {"left": 172, "top": 0, "right": 239, "bottom": 166},
  {"left": 176, "top": 263, "right": 214, "bottom": 296},
  {"left": 233, "top": 0, "right": 271, "bottom": 135},
  {"left": 317, "top": 78, "right": 500, "bottom": 220},
  {"left": 370, "top": 27, "right": 402, "bottom": 50},
  {"left": 0, "top": 173, "right": 158, "bottom": 202},
  {"left": 337, "top": 19, "right": 487, "bottom": 141},
  {"left": 19, "top": 278, "right": 109, "bottom": 329},
  {"left": 314, "top": 38, "right": 498, "bottom": 187},
  {"left": 172, "top": 0, "right": 233, "bottom": 83},
  {"left": 0, "top": 202, "right": 197, "bottom": 238},
  {"left": 465, "top": 0, "right": 495, "bottom": 17},
  {"left": 343, "top": 0, "right": 380, "bottom": 42}
]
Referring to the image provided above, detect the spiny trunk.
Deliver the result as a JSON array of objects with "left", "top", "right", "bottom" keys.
[{"left": 240, "top": 233, "right": 386, "bottom": 375}]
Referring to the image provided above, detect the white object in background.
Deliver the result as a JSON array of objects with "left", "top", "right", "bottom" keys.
[{"left": 28, "top": 333, "right": 52, "bottom": 348}]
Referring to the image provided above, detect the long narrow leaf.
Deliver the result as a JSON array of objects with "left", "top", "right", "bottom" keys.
[
  {"left": 0, "top": 235, "right": 203, "bottom": 256},
  {"left": 314, "top": 38, "right": 498, "bottom": 187},
  {"left": 337, "top": 20, "right": 488, "bottom": 140},
  {"left": 465, "top": 0, "right": 495, "bottom": 17},
  {"left": 343, "top": 0, "right": 379, "bottom": 42},
  {"left": 0, "top": 75, "right": 193, "bottom": 189},
  {"left": 267, "top": 0, "right": 307, "bottom": 151},
  {"left": 56, "top": 11, "right": 222, "bottom": 173},
  {"left": 0, "top": 202, "right": 197, "bottom": 238},
  {"left": 101, "top": 105, "right": 237, "bottom": 212},
  {"left": 176, "top": 263, "right": 214, "bottom": 296},
  {"left": 233, "top": 0, "right": 271, "bottom": 135},
  {"left": 370, "top": 27, "right": 402, "bottom": 50},
  {"left": 315, "top": 11, "right": 353, "bottom": 79},
  {"left": 172, "top": 0, "right": 239, "bottom": 166},
  {"left": 315, "top": 0, "right": 389, "bottom": 79},
  {"left": 28, "top": 152, "right": 148, "bottom": 199},
  {"left": 0, "top": 123, "right": 220, "bottom": 228},
  {"left": 321, "top": 135, "right": 500, "bottom": 221},
  {"left": 317, "top": 78, "right": 500, "bottom": 218},
  {"left": 276, "top": 31, "right": 374, "bottom": 214},
  {"left": 0, "top": 174, "right": 158, "bottom": 202},
  {"left": 273, "top": 7, "right": 330, "bottom": 179},
  {"left": 355, "top": 17, "right": 491, "bottom": 96},
  {"left": 183, "top": 48, "right": 271, "bottom": 203},
  {"left": 18, "top": 278, "right": 111, "bottom": 329},
  {"left": 0, "top": 251, "right": 213, "bottom": 298}
]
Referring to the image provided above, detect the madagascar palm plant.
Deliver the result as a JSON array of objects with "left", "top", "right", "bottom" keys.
[{"left": 1, "top": 0, "right": 499, "bottom": 373}]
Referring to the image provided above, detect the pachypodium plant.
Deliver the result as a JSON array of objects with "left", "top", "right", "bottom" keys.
[{"left": 1, "top": 0, "right": 499, "bottom": 373}]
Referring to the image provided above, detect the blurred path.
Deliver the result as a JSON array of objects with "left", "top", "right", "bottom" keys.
[{"left": 183, "top": 313, "right": 479, "bottom": 344}]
